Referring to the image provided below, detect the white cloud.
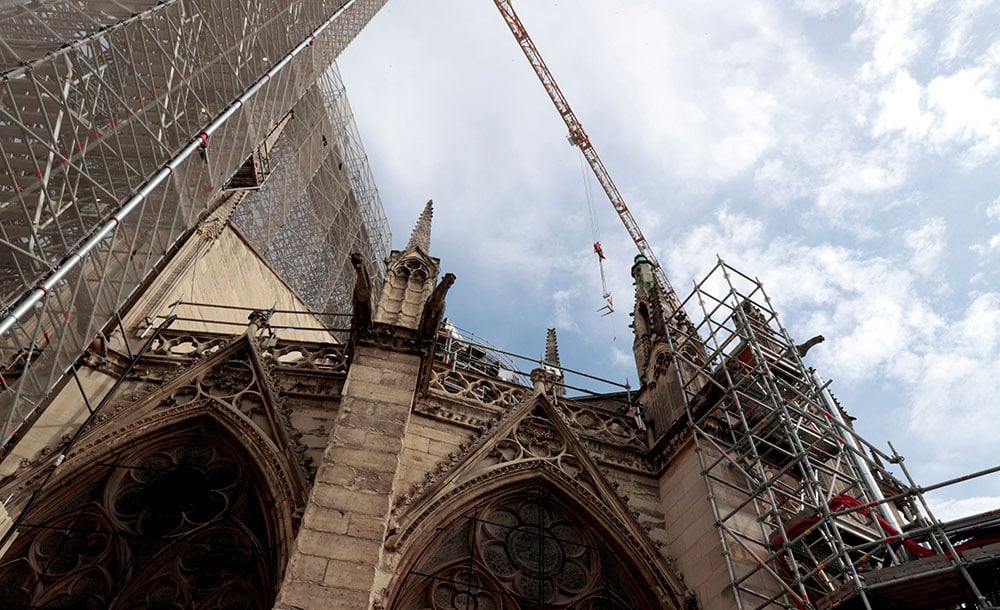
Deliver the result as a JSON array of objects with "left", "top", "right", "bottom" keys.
[
  {"left": 903, "top": 218, "right": 946, "bottom": 277},
  {"left": 609, "top": 346, "right": 633, "bottom": 368},
  {"left": 553, "top": 289, "right": 583, "bottom": 333},
  {"left": 812, "top": 143, "right": 912, "bottom": 224},
  {"left": 972, "top": 197, "right": 1000, "bottom": 255},
  {"left": 927, "top": 493, "right": 1000, "bottom": 522},
  {"left": 873, "top": 70, "right": 930, "bottom": 137},
  {"left": 793, "top": 0, "right": 853, "bottom": 16},
  {"left": 340, "top": 0, "right": 1000, "bottom": 501},
  {"left": 854, "top": 0, "right": 936, "bottom": 78},
  {"left": 988, "top": 197, "right": 1000, "bottom": 221},
  {"left": 938, "top": 0, "right": 996, "bottom": 63},
  {"left": 926, "top": 60, "right": 1000, "bottom": 163}
]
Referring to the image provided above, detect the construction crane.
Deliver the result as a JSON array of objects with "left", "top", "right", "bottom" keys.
[{"left": 492, "top": 0, "right": 679, "bottom": 308}]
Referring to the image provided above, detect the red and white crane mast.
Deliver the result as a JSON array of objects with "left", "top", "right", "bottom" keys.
[{"left": 492, "top": 0, "right": 679, "bottom": 306}]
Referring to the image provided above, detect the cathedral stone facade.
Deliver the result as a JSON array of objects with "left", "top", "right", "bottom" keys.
[
  {"left": 6, "top": 0, "right": 996, "bottom": 606},
  {"left": 0, "top": 201, "right": 722, "bottom": 609}
]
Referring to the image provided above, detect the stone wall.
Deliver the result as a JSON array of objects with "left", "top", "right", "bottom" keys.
[{"left": 276, "top": 344, "right": 421, "bottom": 609}]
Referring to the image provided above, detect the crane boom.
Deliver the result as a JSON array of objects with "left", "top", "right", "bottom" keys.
[{"left": 492, "top": 0, "right": 678, "bottom": 305}]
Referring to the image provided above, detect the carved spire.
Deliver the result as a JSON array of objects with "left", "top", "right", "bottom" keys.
[
  {"left": 375, "top": 201, "right": 441, "bottom": 328},
  {"left": 629, "top": 254, "right": 705, "bottom": 440},
  {"left": 544, "top": 328, "right": 561, "bottom": 369},
  {"left": 406, "top": 199, "right": 434, "bottom": 254},
  {"left": 534, "top": 327, "right": 565, "bottom": 398},
  {"left": 631, "top": 256, "right": 665, "bottom": 331}
]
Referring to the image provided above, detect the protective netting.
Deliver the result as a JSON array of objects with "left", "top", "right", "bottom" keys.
[
  {"left": 232, "top": 65, "right": 390, "bottom": 317},
  {"left": 0, "top": 0, "right": 388, "bottom": 448}
]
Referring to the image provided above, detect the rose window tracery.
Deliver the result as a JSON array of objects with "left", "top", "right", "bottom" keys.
[
  {"left": 476, "top": 500, "right": 592, "bottom": 604},
  {"left": 109, "top": 444, "right": 242, "bottom": 538},
  {"left": 395, "top": 491, "right": 655, "bottom": 609}
]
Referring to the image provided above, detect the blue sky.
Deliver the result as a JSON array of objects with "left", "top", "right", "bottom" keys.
[{"left": 340, "top": 0, "right": 1000, "bottom": 518}]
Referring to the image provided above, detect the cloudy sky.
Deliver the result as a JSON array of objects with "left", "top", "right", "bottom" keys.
[{"left": 339, "top": 0, "right": 1000, "bottom": 519}]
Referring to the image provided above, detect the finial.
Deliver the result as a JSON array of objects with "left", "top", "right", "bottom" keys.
[
  {"left": 545, "top": 328, "right": 561, "bottom": 369},
  {"left": 631, "top": 254, "right": 657, "bottom": 296},
  {"left": 406, "top": 200, "right": 434, "bottom": 253},
  {"left": 542, "top": 328, "right": 565, "bottom": 398}
]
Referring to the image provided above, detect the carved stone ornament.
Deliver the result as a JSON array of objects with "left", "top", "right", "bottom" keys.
[
  {"left": 392, "top": 490, "right": 661, "bottom": 609},
  {"left": 0, "top": 428, "right": 282, "bottom": 609},
  {"left": 423, "top": 362, "right": 652, "bottom": 472},
  {"left": 0, "top": 335, "right": 312, "bottom": 609},
  {"left": 389, "top": 391, "right": 693, "bottom": 608}
]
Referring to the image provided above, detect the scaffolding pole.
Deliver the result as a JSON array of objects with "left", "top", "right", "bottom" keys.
[
  {"left": 666, "top": 258, "right": 1000, "bottom": 610},
  {"left": 0, "top": 0, "right": 389, "bottom": 450}
]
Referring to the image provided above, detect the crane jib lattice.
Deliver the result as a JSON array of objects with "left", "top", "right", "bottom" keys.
[{"left": 491, "top": 0, "right": 679, "bottom": 307}]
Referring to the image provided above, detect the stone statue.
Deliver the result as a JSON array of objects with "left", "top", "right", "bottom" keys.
[
  {"left": 417, "top": 273, "right": 455, "bottom": 342},
  {"left": 351, "top": 252, "right": 372, "bottom": 331}
]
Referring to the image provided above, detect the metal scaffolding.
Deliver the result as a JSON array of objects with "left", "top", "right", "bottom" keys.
[
  {"left": 0, "top": 0, "right": 389, "bottom": 449},
  {"left": 668, "top": 259, "right": 1000, "bottom": 610},
  {"left": 232, "top": 63, "right": 390, "bottom": 317}
]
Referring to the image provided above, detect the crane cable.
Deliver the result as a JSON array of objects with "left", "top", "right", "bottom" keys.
[{"left": 581, "top": 151, "right": 614, "bottom": 316}]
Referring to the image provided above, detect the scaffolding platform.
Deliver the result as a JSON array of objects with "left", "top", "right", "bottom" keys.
[
  {"left": 0, "top": 0, "right": 390, "bottom": 452},
  {"left": 667, "top": 258, "right": 1000, "bottom": 609},
  {"left": 817, "top": 540, "right": 1000, "bottom": 609}
]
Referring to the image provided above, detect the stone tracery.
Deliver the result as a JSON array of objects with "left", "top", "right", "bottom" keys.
[
  {"left": 0, "top": 428, "right": 278, "bottom": 609},
  {"left": 393, "top": 490, "right": 657, "bottom": 609}
]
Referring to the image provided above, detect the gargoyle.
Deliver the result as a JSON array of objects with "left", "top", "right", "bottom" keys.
[
  {"left": 350, "top": 252, "right": 372, "bottom": 331},
  {"left": 417, "top": 273, "right": 455, "bottom": 342},
  {"left": 782, "top": 334, "right": 825, "bottom": 359}
]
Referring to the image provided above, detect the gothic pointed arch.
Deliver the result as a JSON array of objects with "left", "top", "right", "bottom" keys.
[
  {"left": 387, "top": 392, "right": 694, "bottom": 609},
  {"left": 387, "top": 470, "right": 688, "bottom": 609},
  {"left": 0, "top": 415, "right": 290, "bottom": 609},
  {"left": 62, "top": 333, "right": 310, "bottom": 510},
  {"left": 0, "top": 335, "right": 308, "bottom": 608}
]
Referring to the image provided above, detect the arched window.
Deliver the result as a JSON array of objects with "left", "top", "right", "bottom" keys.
[
  {"left": 393, "top": 485, "right": 663, "bottom": 610},
  {"left": 0, "top": 422, "right": 282, "bottom": 609}
]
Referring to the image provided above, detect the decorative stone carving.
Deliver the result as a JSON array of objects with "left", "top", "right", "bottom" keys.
[
  {"left": 428, "top": 366, "right": 527, "bottom": 410},
  {"left": 388, "top": 392, "right": 692, "bottom": 608},
  {"left": 0, "top": 432, "right": 277, "bottom": 609},
  {"left": 417, "top": 272, "right": 455, "bottom": 343},
  {"left": 389, "top": 479, "right": 692, "bottom": 610},
  {"left": 394, "top": 494, "right": 648, "bottom": 608},
  {"left": 422, "top": 362, "right": 652, "bottom": 473}
]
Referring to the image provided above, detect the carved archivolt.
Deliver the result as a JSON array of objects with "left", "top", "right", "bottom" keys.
[
  {"left": 0, "top": 427, "right": 278, "bottom": 609},
  {"left": 390, "top": 394, "right": 693, "bottom": 609},
  {"left": 390, "top": 486, "right": 668, "bottom": 609}
]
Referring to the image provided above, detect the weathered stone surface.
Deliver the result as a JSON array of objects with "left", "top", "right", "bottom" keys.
[
  {"left": 347, "top": 513, "right": 386, "bottom": 540},
  {"left": 323, "top": 558, "right": 375, "bottom": 588},
  {"left": 296, "top": 530, "right": 382, "bottom": 563},
  {"left": 276, "top": 581, "right": 369, "bottom": 609},
  {"left": 287, "top": 553, "right": 329, "bottom": 583},
  {"left": 315, "top": 464, "right": 357, "bottom": 487},
  {"left": 302, "top": 505, "right": 350, "bottom": 535},
  {"left": 277, "top": 309, "right": 422, "bottom": 610}
]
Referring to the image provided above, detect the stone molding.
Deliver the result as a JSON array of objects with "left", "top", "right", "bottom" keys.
[{"left": 387, "top": 391, "right": 694, "bottom": 608}]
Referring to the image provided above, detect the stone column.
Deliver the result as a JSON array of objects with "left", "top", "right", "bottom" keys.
[
  {"left": 275, "top": 341, "right": 420, "bottom": 609},
  {"left": 276, "top": 201, "right": 443, "bottom": 609}
]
